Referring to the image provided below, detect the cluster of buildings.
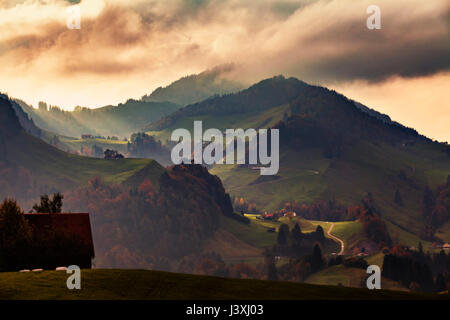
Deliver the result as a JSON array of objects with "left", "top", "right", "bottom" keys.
[
  {"left": 431, "top": 242, "right": 450, "bottom": 250},
  {"left": 258, "top": 211, "right": 297, "bottom": 221}
]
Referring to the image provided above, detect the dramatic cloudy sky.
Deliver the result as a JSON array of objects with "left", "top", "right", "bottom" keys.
[{"left": 0, "top": 0, "right": 449, "bottom": 141}]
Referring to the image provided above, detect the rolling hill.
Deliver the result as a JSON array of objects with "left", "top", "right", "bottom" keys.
[
  {"left": 2, "top": 77, "right": 448, "bottom": 293},
  {"left": 0, "top": 95, "right": 243, "bottom": 269},
  {"left": 0, "top": 95, "right": 158, "bottom": 204},
  {"left": 1, "top": 93, "right": 352, "bottom": 275},
  {"left": 145, "top": 76, "right": 450, "bottom": 245},
  {"left": 15, "top": 98, "right": 180, "bottom": 139}
]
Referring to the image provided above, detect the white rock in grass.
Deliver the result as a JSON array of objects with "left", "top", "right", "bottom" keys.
[
  {"left": 19, "top": 269, "right": 30, "bottom": 272},
  {"left": 32, "top": 268, "right": 43, "bottom": 272},
  {"left": 55, "top": 267, "right": 67, "bottom": 271}
]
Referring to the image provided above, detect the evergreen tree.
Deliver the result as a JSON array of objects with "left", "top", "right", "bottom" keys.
[
  {"left": 267, "top": 258, "right": 278, "bottom": 281},
  {"left": 362, "top": 192, "right": 376, "bottom": 215},
  {"left": 314, "top": 225, "right": 325, "bottom": 241},
  {"left": 394, "top": 188, "right": 404, "bottom": 206},
  {"left": 435, "top": 273, "right": 446, "bottom": 292},
  {"left": 32, "top": 193, "right": 63, "bottom": 213},
  {"left": 291, "top": 222, "right": 303, "bottom": 243},
  {"left": 0, "top": 199, "right": 33, "bottom": 271},
  {"left": 277, "top": 224, "right": 289, "bottom": 246},
  {"left": 311, "top": 244, "right": 325, "bottom": 272}
]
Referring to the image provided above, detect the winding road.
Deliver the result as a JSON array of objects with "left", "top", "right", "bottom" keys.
[{"left": 327, "top": 223, "right": 344, "bottom": 255}]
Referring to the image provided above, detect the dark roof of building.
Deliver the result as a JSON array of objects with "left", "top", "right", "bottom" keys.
[{"left": 24, "top": 213, "right": 94, "bottom": 257}]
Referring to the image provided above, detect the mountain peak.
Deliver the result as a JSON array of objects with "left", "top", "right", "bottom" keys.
[{"left": 142, "top": 65, "right": 244, "bottom": 106}]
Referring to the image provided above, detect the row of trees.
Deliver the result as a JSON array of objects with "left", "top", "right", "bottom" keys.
[
  {"left": 279, "top": 200, "right": 354, "bottom": 222},
  {"left": 231, "top": 196, "right": 258, "bottom": 214},
  {"left": 382, "top": 246, "right": 450, "bottom": 292},
  {"left": 272, "top": 223, "right": 333, "bottom": 259}
]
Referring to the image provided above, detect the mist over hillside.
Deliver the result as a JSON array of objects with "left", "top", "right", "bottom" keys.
[
  {"left": 142, "top": 65, "right": 244, "bottom": 106},
  {"left": 9, "top": 67, "right": 243, "bottom": 140},
  {"left": 14, "top": 98, "right": 179, "bottom": 139},
  {"left": 145, "top": 75, "right": 450, "bottom": 248},
  {"left": 0, "top": 95, "right": 237, "bottom": 269}
]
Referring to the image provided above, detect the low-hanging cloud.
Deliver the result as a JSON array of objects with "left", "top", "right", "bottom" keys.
[{"left": 0, "top": 0, "right": 448, "bottom": 110}]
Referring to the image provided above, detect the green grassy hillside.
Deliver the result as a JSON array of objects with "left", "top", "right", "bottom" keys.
[
  {"left": 6, "top": 131, "right": 156, "bottom": 188},
  {"left": 145, "top": 75, "right": 450, "bottom": 246},
  {"left": 1, "top": 96, "right": 164, "bottom": 201},
  {"left": 211, "top": 140, "right": 449, "bottom": 245},
  {"left": 0, "top": 269, "right": 445, "bottom": 300}
]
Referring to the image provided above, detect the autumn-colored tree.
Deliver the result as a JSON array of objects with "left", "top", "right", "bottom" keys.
[
  {"left": 363, "top": 215, "right": 392, "bottom": 246},
  {"left": 63, "top": 164, "right": 232, "bottom": 268},
  {"left": 138, "top": 179, "right": 156, "bottom": 202}
]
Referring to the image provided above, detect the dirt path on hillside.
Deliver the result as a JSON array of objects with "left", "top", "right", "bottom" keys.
[{"left": 327, "top": 223, "right": 344, "bottom": 255}]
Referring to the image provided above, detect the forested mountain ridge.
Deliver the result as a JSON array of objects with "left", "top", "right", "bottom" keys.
[{"left": 14, "top": 98, "right": 180, "bottom": 138}]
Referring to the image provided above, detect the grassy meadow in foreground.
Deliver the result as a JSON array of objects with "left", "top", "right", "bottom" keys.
[{"left": 0, "top": 269, "right": 447, "bottom": 300}]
